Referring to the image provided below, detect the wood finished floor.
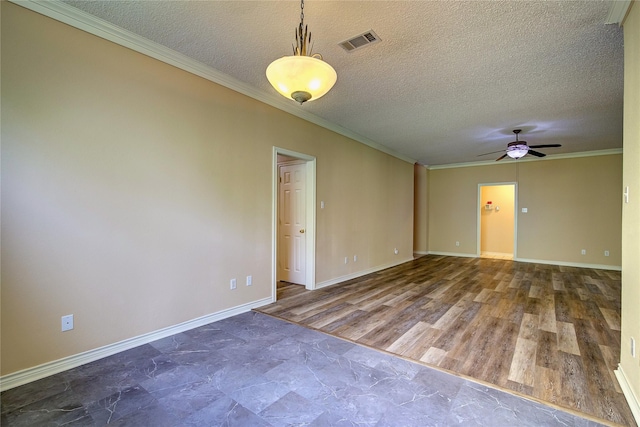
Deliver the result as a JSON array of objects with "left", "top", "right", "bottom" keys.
[{"left": 256, "top": 255, "right": 636, "bottom": 426}]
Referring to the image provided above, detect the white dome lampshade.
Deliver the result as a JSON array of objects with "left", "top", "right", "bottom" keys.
[
  {"left": 266, "top": 55, "right": 337, "bottom": 104},
  {"left": 506, "top": 144, "right": 529, "bottom": 159}
]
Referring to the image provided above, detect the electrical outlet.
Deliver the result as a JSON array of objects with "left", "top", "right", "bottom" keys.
[
  {"left": 353, "top": 255, "right": 357, "bottom": 262},
  {"left": 61, "top": 314, "right": 74, "bottom": 332},
  {"left": 394, "top": 248, "right": 399, "bottom": 255},
  {"left": 246, "top": 275, "right": 252, "bottom": 286},
  {"left": 581, "top": 249, "right": 586, "bottom": 255},
  {"left": 230, "top": 278, "right": 237, "bottom": 290},
  {"left": 604, "top": 250, "right": 610, "bottom": 257},
  {"left": 455, "top": 241, "right": 460, "bottom": 247},
  {"left": 344, "top": 257, "right": 348, "bottom": 264}
]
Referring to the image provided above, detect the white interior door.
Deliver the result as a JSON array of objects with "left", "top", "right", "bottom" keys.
[{"left": 279, "top": 163, "right": 306, "bottom": 285}]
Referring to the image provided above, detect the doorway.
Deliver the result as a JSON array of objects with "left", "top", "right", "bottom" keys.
[
  {"left": 478, "top": 183, "right": 517, "bottom": 259},
  {"left": 278, "top": 161, "right": 306, "bottom": 285},
  {"left": 273, "top": 147, "right": 316, "bottom": 300}
]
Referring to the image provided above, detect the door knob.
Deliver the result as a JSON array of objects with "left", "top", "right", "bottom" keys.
[{"left": 300, "top": 229, "right": 305, "bottom": 233}]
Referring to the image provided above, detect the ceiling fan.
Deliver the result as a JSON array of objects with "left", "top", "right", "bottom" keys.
[{"left": 479, "top": 129, "right": 562, "bottom": 161}]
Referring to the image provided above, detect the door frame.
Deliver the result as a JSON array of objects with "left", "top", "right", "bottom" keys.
[
  {"left": 476, "top": 182, "right": 518, "bottom": 259},
  {"left": 272, "top": 147, "right": 316, "bottom": 300}
]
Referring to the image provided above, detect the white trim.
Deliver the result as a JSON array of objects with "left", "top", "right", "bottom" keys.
[
  {"left": 513, "top": 257, "right": 621, "bottom": 271},
  {"left": 514, "top": 181, "right": 519, "bottom": 260},
  {"left": 0, "top": 297, "right": 273, "bottom": 392},
  {"left": 427, "top": 149, "right": 623, "bottom": 170},
  {"left": 305, "top": 160, "right": 317, "bottom": 290},
  {"left": 315, "top": 258, "right": 414, "bottom": 290},
  {"left": 413, "top": 251, "right": 429, "bottom": 256},
  {"left": 615, "top": 365, "right": 640, "bottom": 425},
  {"left": 426, "top": 252, "right": 622, "bottom": 271},
  {"left": 606, "top": 0, "right": 633, "bottom": 25},
  {"left": 9, "top": 0, "right": 415, "bottom": 165}
]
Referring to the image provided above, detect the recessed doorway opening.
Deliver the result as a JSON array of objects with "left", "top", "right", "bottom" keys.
[{"left": 478, "top": 183, "right": 517, "bottom": 260}]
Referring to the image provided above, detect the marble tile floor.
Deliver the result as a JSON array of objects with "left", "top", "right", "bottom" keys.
[{"left": 1, "top": 311, "right": 610, "bottom": 426}]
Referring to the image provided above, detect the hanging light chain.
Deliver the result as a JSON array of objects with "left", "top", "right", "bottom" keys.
[
  {"left": 294, "top": 0, "right": 307, "bottom": 56},
  {"left": 292, "top": 0, "right": 321, "bottom": 59}
]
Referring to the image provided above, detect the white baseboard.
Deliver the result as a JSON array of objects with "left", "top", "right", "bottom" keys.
[
  {"left": 426, "top": 252, "right": 622, "bottom": 271},
  {"left": 0, "top": 297, "right": 273, "bottom": 392},
  {"left": 615, "top": 365, "right": 640, "bottom": 425},
  {"left": 515, "top": 257, "right": 622, "bottom": 271},
  {"left": 315, "top": 258, "right": 414, "bottom": 290}
]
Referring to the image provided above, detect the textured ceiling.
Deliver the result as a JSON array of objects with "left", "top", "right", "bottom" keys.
[{"left": 61, "top": 0, "right": 624, "bottom": 166}]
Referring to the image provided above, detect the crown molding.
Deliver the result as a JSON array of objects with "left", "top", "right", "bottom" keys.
[
  {"left": 427, "top": 148, "right": 623, "bottom": 170},
  {"left": 605, "top": 0, "right": 633, "bottom": 26},
  {"left": 9, "top": 0, "right": 416, "bottom": 165}
]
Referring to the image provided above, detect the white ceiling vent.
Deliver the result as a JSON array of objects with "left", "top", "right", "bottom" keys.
[{"left": 339, "top": 30, "right": 381, "bottom": 52}]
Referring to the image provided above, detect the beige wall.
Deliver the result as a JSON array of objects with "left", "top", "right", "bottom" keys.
[
  {"left": 621, "top": 1, "right": 640, "bottom": 411},
  {"left": 480, "top": 185, "right": 515, "bottom": 255},
  {"left": 428, "top": 155, "right": 622, "bottom": 267},
  {"left": 0, "top": 3, "right": 413, "bottom": 375},
  {"left": 413, "top": 164, "right": 428, "bottom": 253},
  {"left": 428, "top": 162, "right": 518, "bottom": 255}
]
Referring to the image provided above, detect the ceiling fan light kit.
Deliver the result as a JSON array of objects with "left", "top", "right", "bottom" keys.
[
  {"left": 482, "top": 129, "right": 562, "bottom": 161},
  {"left": 505, "top": 129, "right": 528, "bottom": 159},
  {"left": 506, "top": 144, "right": 529, "bottom": 159},
  {"left": 266, "top": 0, "right": 337, "bottom": 104}
]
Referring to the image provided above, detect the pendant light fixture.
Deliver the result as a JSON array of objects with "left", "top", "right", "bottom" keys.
[{"left": 266, "top": 0, "right": 337, "bottom": 104}]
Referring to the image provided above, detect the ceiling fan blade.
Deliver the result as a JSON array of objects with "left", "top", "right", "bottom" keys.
[
  {"left": 528, "top": 144, "right": 562, "bottom": 149},
  {"left": 495, "top": 153, "right": 508, "bottom": 161},
  {"left": 527, "top": 150, "right": 546, "bottom": 157},
  {"left": 477, "top": 149, "right": 506, "bottom": 157}
]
